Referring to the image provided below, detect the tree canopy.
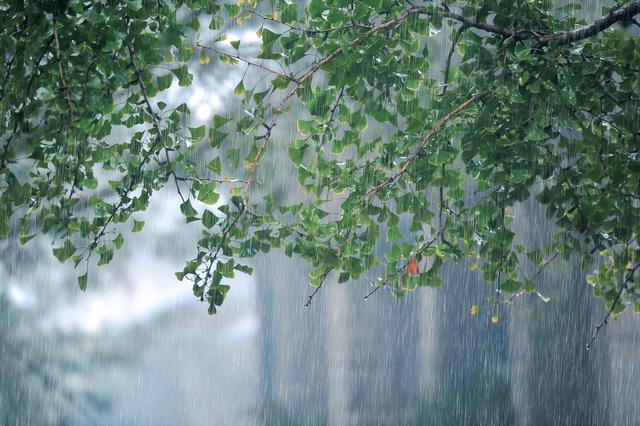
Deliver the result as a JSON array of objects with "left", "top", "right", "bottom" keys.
[{"left": 1, "top": 0, "right": 639, "bottom": 330}]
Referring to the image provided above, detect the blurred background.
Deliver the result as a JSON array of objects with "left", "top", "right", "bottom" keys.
[{"left": 2, "top": 2, "right": 640, "bottom": 425}]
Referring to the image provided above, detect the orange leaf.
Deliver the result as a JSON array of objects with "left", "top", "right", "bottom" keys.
[{"left": 406, "top": 257, "right": 420, "bottom": 276}]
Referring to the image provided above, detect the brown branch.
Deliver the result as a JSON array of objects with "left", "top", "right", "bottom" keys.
[
  {"left": 429, "top": 1, "right": 640, "bottom": 46},
  {"left": 243, "top": 7, "right": 373, "bottom": 34},
  {"left": 321, "top": 85, "right": 345, "bottom": 144},
  {"left": 586, "top": 263, "right": 639, "bottom": 351},
  {"left": 52, "top": 17, "right": 83, "bottom": 217},
  {"left": 305, "top": 270, "right": 330, "bottom": 307},
  {"left": 198, "top": 210, "right": 244, "bottom": 299},
  {"left": 438, "top": 24, "right": 468, "bottom": 97},
  {"left": 174, "top": 175, "right": 250, "bottom": 184},
  {"left": 364, "top": 283, "right": 384, "bottom": 300},
  {"left": 197, "top": 42, "right": 298, "bottom": 83},
  {"left": 505, "top": 250, "right": 560, "bottom": 303},
  {"left": 240, "top": 6, "right": 424, "bottom": 207},
  {"left": 364, "top": 235, "right": 438, "bottom": 300},
  {"left": 51, "top": 17, "right": 74, "bottom": 120},
  {"left": 81, "top": 41, "right": 168, "bottom": 255},
  {"left": 539, "top": 2, "right": 640, "bottom": 46},
  {"left": 366, "top": 91, "right": 488, "bottom": 197},
  {"left": 128, "top": 42, "right": 185, "bottom": 204}
]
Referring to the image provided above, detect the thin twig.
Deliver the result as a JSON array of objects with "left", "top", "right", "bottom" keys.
[
  {"left": 505, "top": 250, "right": 560, "bottom": 303},
  {"left": 174, "top": 175, "right": 251, "bottom": 184},
  {"left": 321, "top": 85, "right": 345, "bottom": 144},
  {"left": 81, "top": 38, "right": 167, "bottom": 255},
  {"left": 197, "top": 43, "right": 298, "bottom": 83},
  {"left": 52, "top": 17, "right": 74, "bottom": 120},
  {"left": 305, "top": 271, "right": 329, "bottom": 307},
  {"left": 197, "top": 210, "right": 244, "bottom": 299},
  {"left": 364, "top": 283, "right": 386, "bottom": 300},
  {"left": 240, "top": 6, "right": 425, "bottom": 207},
  {"left": 366, "top": 91, "right": 488, "bottom": 197},
  {"left": 364, "top": 235, "right": 438, "bottom": 300},
  {"left": 439, "top": 24, "right": 468, "bottom": 97},
  {"left": 420, "top": 1, "right": 640, "bottom": 46},
  {"left": 586, "top": 263, "right": 639, "bottom": 351},
  {"left": 128, "top": 41, "right": 184, "bottom": 204},
  {"left": 243, "top": 7, "right": 373, "bottom": 34}
]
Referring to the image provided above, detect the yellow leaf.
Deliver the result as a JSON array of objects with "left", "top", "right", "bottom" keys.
[
  {"left": 199, "top": 54, "right": 211, "bottom": 65},
  {"left": 625, "top": 261, "right": 633, "bottom": 270},
  {"left": 469, "top": 262, "right": 478, "bottom": 271},
  {"left": 470, "top": 305, "right": 480, "bottom": 315},
  {"left": 491, "top": 315, "right": 499, "bottom": 324}
]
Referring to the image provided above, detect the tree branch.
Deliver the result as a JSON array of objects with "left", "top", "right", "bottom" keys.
[
  {"left": 586, "top": 263, "right": 639, "bottom": 351},
  {"left": 364, "top": 235, "right": 438, "bottom": 300},
  {"left": 81, "top": 39, "right": 169, "bottom": 255},
  {"left": 240, "top": 6, "right": 424, "bottom": 207},
  {"left": 197, "top": 42, "right": 298, "bottom": 83},
  {"left": 426, "top": 1, "right": 640, "bottom": 46},
  {"left": 304, "top": 271, "right": 329, "bottom": 307},
  {"left": 51, "top": 17, "right": 74, "bottom": 120},
  {"left": 540, "top": 2, "right": 640, "bottom": 46},
  {"left": 438, "top": 24, "right": 467, "bottom": 97},
  {"left": 242, "top": 7, "right": 373, "bottom": 34},
  {"left": 366, "top": 91, "right": 488, "bottom": 197}
]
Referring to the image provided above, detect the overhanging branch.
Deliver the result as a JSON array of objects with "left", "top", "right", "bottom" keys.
[{"left": 426, "top": 1, "right": 640, "bottom": 46}]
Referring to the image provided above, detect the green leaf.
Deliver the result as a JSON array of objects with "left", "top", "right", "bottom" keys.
[
  {"left": 208, "top": 157, "right": 222, "bottom": 174},
  {"left": 202, "top": 209, "right": 217, "bottom": 228},
  {"left": 157, "top": 73, "right": 173, "bottom": 91},
  {"left": 428, "top": 148, "right": 457, "bottom": 166},
  {"left": 189, "top": 125, "right": 206, "bottom": 142},
  {"left": 180, "top": 200, "right": 198, "bottom": 217},
  {"left": 97, "top": 247, "right": 113, "bottom": 266},
  {"left": 78, "top": 273, "right": 88, "bottom": 291},
  {"left": 113, "top": 233, "right": 125, "bottom": 249},
  {"left": 82, "top": 177, "right": 98, "bottom": 190},
  {"left": 212, "top": 114, "right": 230, "bottom": 129},
  {"left": 259, "top": 28, "right": 281, "bottom": 44},
  {"left": 209, "top": 129, "right": 227, "bottom": 148},
  {"left": 173, "top": 65, "right": 193, "bottom": 87},
  {"left": 53, "top": 240, "right": 76, "bottom": 262},
  {"left": 197, "top": 182, "right": 220, "bottom": 205},
  {"left": 132, "top": 220, "right": 145, "bottom": 233},
  {"left": 308, "top": 0, "right": 324, "bottom": 17}
]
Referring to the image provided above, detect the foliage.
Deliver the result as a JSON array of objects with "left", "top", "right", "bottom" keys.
[{"left": 1, "top": 0, "right": 639, "bottom": 320}]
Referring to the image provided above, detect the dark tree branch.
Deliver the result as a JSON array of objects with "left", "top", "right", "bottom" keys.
[
  {"left": 426, "top": 1, "right": 640, "bottom": 46},
  {"left": 366, "top": 91, "right": 488, "bottom": 197},
  {"left": 305, "top": 271, "right": 329, "bottom": 307},
  {"left": 438, "top": 24, "right": 468, "bottom": 97},
  {"left": 586, "top": 263, "right": 639, "bottom": 351},
  {"left": 51, "top": 17, "right": 74, "bottom": 120},
  {"left": 539, "top": 2, "right": 640, "bottom": 45},
  {"left": 364, "top": 235, "right": 438, "bottom": 300},
  {"left": 197, "top": 42, "right": 298, "bottom": 83},
  {"left": 241, "top": 7, "right": 425, "bottom": 207},
  {"left": 81, "top": 38, "right": 169, "bottom": 255},
  {"left": 321, "top": 85, "right": 345, "bottom": 144},
  {"left": 242, "top": 7, "right": 373, "bottom": 34}
]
